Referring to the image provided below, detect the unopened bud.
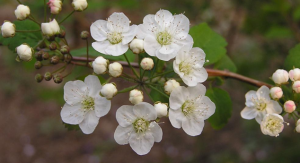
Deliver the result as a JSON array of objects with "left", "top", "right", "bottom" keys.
[
  {"left": 64, "top": 54, "right": 72, "bottom": 63},
  {"left": 60, "top": 45, "right": 70, "bottom": 54},
  {"left": 284, "top": 100, "right": 296, "bottom": 113},
  {"left": 80, "top": 31, "right": 90, "bottom": 40},
  {"left": 1, "top": 21, "right": 15, "bottom": 38},
  {"left": 92, "top": 56, "right": 108, "bottom": 74},
  {"left": 35, "top": 74, "right": 43, "bottom": 83},
  {"left": 289, "top": 68, "right": 300, "bottom": 81},
  {"left": 58, "top": 29, "right": 66, "bottom": 38},
  {"left": 44, "top": 72, "right": 53, "bottom": 81},
  {"left": 296, "top": 125, "right": 300, "bottom": 133},
  {"left": 42, "top": 52, "right": 50, "bottom": 60},
  {"left": 164, "top": 79, "right": 180, "bottom": 94},
  {"left": 293, "top": 81, "right": 300, "bottom": 93},
  {"left": 48, "top": 0, "right": 62, "bottom": 14},
  {"left": 41, "top": 19, "right": 60, "bottom": 36},
  {"left": 129, "top": 89, "right": 143, "bottom": 105},
  {"left": 16, "top": 44, "right": 33, "bottom": 61},
  {"left": 100, "top": 83, "right": 117, "bottom": 99},
  {"left": 141, "top": 57, "right": 154, "bottom": 70},
  {"left": 14, "top": 4, "right": 30, "bottom": 20},
  {"left": 272, "top": 69, "right": 289, "bottom": 85},
  {"left": 51, "top": 56, "right": 60, "bottom": 64},
  {"left": 154, "top": 102, "right": 168, "bottom": 118},
  {"left": 270, "top": 87, "right": 283, "bottom": 100},
  {"left": 35, "top": 51, "right": 43, "bottom": 61},
  {"left": 34, "top": 61, "right": 43, "bottom": 69},
  {"left": 109, "top": 62, "right": 123, "bottom": 77},
  {"left": 129, "top": 39, "right": 144, "bottom": 54},
  {"left": 49, "top": 42, "right": 57, "bottom": 51},
  {"left": 72, "top": 0, "right": 88, "bottom": 11},
  {"left": 53, "top": 74, "right": 63, "bottom": 84}
]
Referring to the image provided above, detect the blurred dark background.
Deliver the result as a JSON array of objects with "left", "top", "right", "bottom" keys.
[{"left": 1, "top": 0, "right": 300, "bottom": 162}]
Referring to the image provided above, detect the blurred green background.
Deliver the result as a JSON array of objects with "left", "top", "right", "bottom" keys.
[{"left": 1, "top": 0, "right": 300, "bottom": 163}]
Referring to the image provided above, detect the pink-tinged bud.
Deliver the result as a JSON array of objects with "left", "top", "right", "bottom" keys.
[
  {"left": 272, "top": 69, "right": 289, "bottom": 85},
  {"left": 270, "top": 87, "right": 283, "bottom": 99},
  {"left": 284, "top": 100, "right": 296, "bottom": 113},
  {"left": 293, "top": 81, "right": 300, "bottom": 93},
  {"left": 289, "top": 68, "right": 300, "bottom": 81},
  {"left": 47, "top": 0, "right": 62, "bottom": 14}
]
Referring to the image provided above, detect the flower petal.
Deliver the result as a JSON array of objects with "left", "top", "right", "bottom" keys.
[
  {"left": 105, "top": 43, "right": 128, "bottom": 56},
  {"left": 84, "top": 75, "right": 102, "bottom": 97},
  {"left": 156, "top": 48, "right": 176, "bottom": 61},
  {"left": 245, "top": 90, "right": 257, "bottom": 107},
  {"left": 94, "top": 96, "right": 111, "bottom": 117},
  {"left": 92, "top": 40, "right": 111, "bottom": 54},
  {"left": 255, "top": 111, "right": 266, "bottom": 124},
  {"left": 155, "top": 10, "right": 174, "bottom": 29},
  {"left": 116, "top": 105, "right": 137, "bottom": 127},
  {"left": 122, "top": 25, "right": 137, "bottom": 45},
  {"left": 107, "top": 12, "right": 130, "bottom": 32},
  {"left": 257, "top": 86, "right": 270, "bottom": 101},
  {"left": 79, "top": 110, "right": 100, "bottom": 134},
  {"left": 90, "top": 20, "right": 108, "bottom": 42},
  {"left": 114, "top": 125, "right": 134, "bottom": 145},
  {"left": 169, "top": 86, "right": 188, "bottom": 110},
  {"left": 195, "top": 96, "right": 216, "bottom": 120},
  {"left": 182, "top": 116, "right": 204, "bottom": 136},
  {"left": 240, "top": 107, "right": 258, "bottom": 120},
  {"left": 129, "top": 132, "right": 154, "bottom": 155},
  {"left": 191, "top": 67, "right": 208, "bottom": 84},
  {"left": 133, "top": 102, "right": 156, "bottom": 121},
  {"left": 186, "top": 83, "right": 206, "bottom": 99},
  {"left": 136, "top": 15, "right": 158, "bottom": 38},
  {"left": 61, "top": 103, "right": 85, "bottom": 125},
  {"left": 64, "top": 80, "right": 87, "bottom": 105},
  {"left": 168, "top": 14, "right": 189, "bottom": 40},
  {"left": 144, "top": 36, "right": 161, "bottom": 56},
  {"left": 149, "top": 122, "right": 163, "bottom": 142},
  {"left": 168, "top": 109, "right": 184, "bottom": 128},
  {"left": 266, "top": 100, "right": 282, "bottom": 114}
]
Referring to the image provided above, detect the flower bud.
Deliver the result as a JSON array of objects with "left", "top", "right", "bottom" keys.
[
  {"left": 64, "top": 54, "right": 72, "bottom": 63},
  {"left": 16, "top": 44, "right": 33, "bottom": 61},
  {"left": 1, "top": 21, "right": 15, "bottom": 38},
  {"left": 80, "top": 31, "right": 89, "bottom": 40},
  {"left": 92, "top": 56, "right": 108, "bottom": 74},
  {"left": 60, "top": 45, "right": 70, "bottom": 54},
  {"left": 47, "top": 0, "right": 62, "bottom": 14},
  {"left": 284, "top": 100, "right": 296, "bottom": 113},
  {"left": 296, "top": 125, "right": 300, "bottom": 133},
  {"left": 41, "top": 19, "right": 60, "bottom": 36},
  {"left": 100, "top": 83, "right": 117, "bottom": 99},
  {"left": 49, "top": 42, "right": 57, "bottom": 51},
  {"left": 129, "top": 89, "right": 143, "bottom": 105},
  {"left": 35, "top": 74, "right": 43, "bottom": 83},
  {"left": 34, "top": 61, "right": 43, "bottom": 69},
  {"left": 297, "top": 119, "right": 300, "bottom": 126},
  {"left": 272, "top": 69, "right": 289, "bottom": 85},
  {"left": 14, "top": 4, "right": 30, "bottom": 20},
  {"left": 42, "top": 52, "right": 50, "bottom": 60},
  {"left": 50, "top": 56, "right": 60, "bottom": 64},
  {"left": 289, "top": 68, "right": 300, "bottom": 81},
  {"left": 58, "top": 29, "right": 66, "bottom": 38},
  {"left": 109, "top": 62, "right": 123, "bottom": 77},
  {"left": 141, "top": 57, "right": 154, "bottom": 70},
  {"left": 293, "top": 81, "right": 300, "bottom": 93},
  {"left": 164, "top": 79, "right": 180, "bottom": 94},
  {"left": 130, "top": 39, "right": 144, "bottom": 54},
  {"left": 44, "top": 72, "right": 53, "bottom": 81},
  {"left": 53, "top": 74, "right": 63, "bottom": 84},
  {"left": 35, "top": 51, "right": 43, "bottom": 61},
  {"left": 72, "top": 0, "right": 88, "bottom": 11},
  {"left": 270, "top": 87, "right": 283, "bottom": 99},
  {"left": 154, "top": 102, "right": 168, "bottom": 118}
]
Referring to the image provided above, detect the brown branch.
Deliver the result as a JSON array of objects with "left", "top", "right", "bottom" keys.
[{"left": 71, "top": 56, "right": 272, "bottom": 88}]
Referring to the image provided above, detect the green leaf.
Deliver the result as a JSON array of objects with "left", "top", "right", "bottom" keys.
[
  {"left": 206, "top": 88, "right": 232, "bottom": 129},
  {"left": 264, "top": 26, "right": 293, "bottom": 39},
  {"left": 189, "top": 23, "right": 228, "bottom": 66},
  {"left": 149, "top": 86, "right": 168, "bottom": 103},
  {"left": 70, "top": 46, "right": 135, "bottom": 62},
  {"left": 284, "top": 44, "right": 300, "bottom": 70},
  {"left": 214, "top": 55, "right": 237, "bottom": 72}
]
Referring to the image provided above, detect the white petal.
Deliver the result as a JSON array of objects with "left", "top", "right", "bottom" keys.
[
  {"left": 122, "top": 25, "right": 137, "bottom": 44},
  {"left": 156, "top": 48, "right": 176, "bottom": 61},
  {"left": 245, "top": 90, "right": 257, "bottom": 107},
  {"left": 107, "top": 12, "right": 130, "bottom": 32},
  {"left": 172, "top": 34, "right": 193, "bottom": 47},
  {"left": 257, "top": 86, "right": 271, "bottom": 101},
  {"left": 79, "top": 110, "right": 100, "bottom": 134},
  {"left": 94, "top": 96, "right": 111, "bottom": 117},
  {"left": 90, "top": 20, "right": 108, "bottom": 41},
  {"left": 144, "top": 36, "right": 161, "bottom": 56},
  {"left": 114, "top": 125, "right": 134, "bottom": 145},
  {"left": 116, "top": 105, "right": 137, "bottom": 127},
  {"left": 168, "top": 109, "right": 184, "bottom": 128},
  {"left": 266, "top": 100, "right": 282, "bottom": 114},
  {"left": 129, "top": 132, "right": 154, "bottom": 155},
  {"left": 64, "top": 80, "right": 87, "bottom": 105},
  {"left": 84, "top": 75, "right": 102, "bottom": 97},
  {"left": 190, "top": 67, "right": 208, "bottom": 85},
  {"left": 168, "top": 14, "right": 189, "bottom": 40},
  {"left": 105, "top": 43, "right": 128, "bottom": 56},
  {"left": 175, "top": 45, "right": 191, "bottom": 64},
  {"left": 169, "top": 86, "right": 188, "bottom": 110},
  {"left": 92, "top": 41, "right": 111, "bottom": 54},
  {"left": 155, "top": 10, "right": 174, "bottom": 29},
  {"left": 61, "top": 103, "right": 85, "bottom": 125},
  {"left": 240, "top": 107, "right": 258, "bottom": 120},
  {"left": 133, "top": 102, "right": 156, "bottom": 121},
  {"left": 182, "top": 116, "right": 204, "bottom": 136},
  {"left": 195, "top": 96, "right": 216, "bottom": 120},
  {"left": 190, "top": 47, "right": 206, "bottom": 66},
  {"left": 136, "top": 15, "right": 157, "bottom": 38},
  {"left": 186, "top": 84, "right": 206, "bottom": 99},
  {"left": 149, "top": 122, "right": 163, "bottom": 142},
  {"left": 255, "top": 111, "right": 266, "bottom": 124}
]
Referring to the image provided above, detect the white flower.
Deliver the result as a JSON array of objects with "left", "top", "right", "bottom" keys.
[
  {"left": 141, "top": 57, "right": 154, "bottom": 70},
  {"left": 16, "top": 44, "right": 33, "bottom": 61},
  {"left": 289, "top": 68, "right": 300, "bottom": 81},
  {"left": 296, "top": 119, "right": 300, "bottom": 133},
  {"left": 114, "top": 102, "right": 162, "bottom": 155},
  {"left": 100, "top": 83, "right": 117, "bottom": 99},
  {"left": 72, "top": 0, "right": 88, "bottom": 11},
  {"left": 164, "top": 79, "right": 180, "bottom": 94},
  {"left": 1, "top": 21, "right": 15, "bottom": 38},
  {"left": 109, "top": 62, "right": 123, "bottom": 77},
  {"left": 270, "top": 87, "right": 283, "bottom": 100},
  {"left": 41, "top": 19, "right": 60, "bottom": 36},
  {"left": 284, "top": 100, "right": 296, "bottom": 113},
  {"left": 169, "top": 84, "right": 215, "bottom": 136},
  {"left": 91, "top": 13, "right": 137, "bottom": 56},
  {"left": 173, "top": 46, "right": 208, "bottom": 86},
  {"left": 129, "top": 89, "right": 143, "bottom": 105},
  {"left": 129, "top": 38, "right": 144, "bottom": 54},
  {"left": 14, "top": 4, "right": 30, "bottom": 20},
  {"left": 47, "top": 0, "right": 62, "bottom": 14},
  {"left": 272, "top": 69, "right": 289, "bottom": 85},
  {"left": 260, "top": 113, "right": 284, "bottom": 137},
  {"left": 92, "top": 56, "right": 108, "bottom": 74},
  {"left": 292, "top": 81, "right": 300, "bottom": 93},
  {"left": 61, "top": 75, "right": 111, "bottom": 134},
  {"left": 136, "top": 9, "right": 193, "bottom": 61},
  {"left": 154, "top": 102, "right": 168, "bottom": 118},
  {"left": 241, "top": 86, "right": 282, "bottom": 124}
]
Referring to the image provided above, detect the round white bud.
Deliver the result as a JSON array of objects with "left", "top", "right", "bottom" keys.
[
  {"left": 72, "top": 0, "right": 88, "bottom": 11},
  {"left": 109, "top": 62, "right": 123, "bottom": 77},
  {"left": 1, "top": 21, "right": 15, "bottom": 38},
  {"left": 14, "top": 4, "right": 30, "bottom": 20},
  {"left": 289, "top": 68, "right": 300, "bottom": 81},
  {"left": 293, "top": 81, "right": 300, "bottom": 93},
  {"left": 141, "top": 57, "right": 154, "bottom": 70},
  {"left": 164, "top": 79, "right": 180, "bottom": 94},
  {"left": 16, "top": 44, "right": 33, "bottom": 61},
  {"left": 93, "top": 56, "right": 108, "bottom": 74},
  {"left": 41, "top": 19, "right": 60, "bottom": 36},
  {"left": 297, "top": 119, "right": 300, "bottom": 126},
  {"left": 272, "top": 69, "right": 289, "bottom": 85},
  {"left": 270, "top": 87, "right": 283, "bottom": 99},
  {"left": 296, "top": 125, "right": 300, "bottom": 133},
  {"left": 100, "top": 83, "right": 117, "bottom": 99},
  {"left": 284, "top": 100, "right": 296, "bottom": 113},
  {"left": 129, "top": 39, "right": 144, "bottom": 54},
  {"left": 48, "top": 0, "right": 62, "bottom": 14},
  {"left": 129, "top": 89, "right": 143, "bottom": 105},
  {"left": 154, "top": 102, "right": 168, "bottom": 118}
]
